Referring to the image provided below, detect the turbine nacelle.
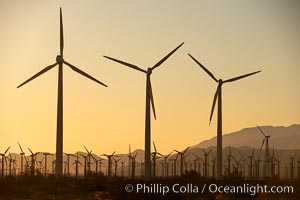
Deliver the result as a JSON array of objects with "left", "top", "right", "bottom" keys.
[
  {"left": 56, "top": 55, "right": 64, "bottom": 64},
  {"left": 147, "top": 68, "right": 153, "bottom": 75}
]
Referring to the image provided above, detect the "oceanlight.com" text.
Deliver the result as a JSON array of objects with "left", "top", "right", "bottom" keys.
[{"left": 125, "top": 183, "right": 294, "bottom": 196}]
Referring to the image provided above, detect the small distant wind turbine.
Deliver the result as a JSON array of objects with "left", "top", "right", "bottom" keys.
[
  {"left": 131, "top": 152, "right": 138, "bottom": 179},
  {"left": 17, "top": 7, "right": 107, "bottom": 177},
  {"left": 169, "top": 154, "right": 179, "bottom": 177},
  {"left": 232, "top": 156, "right": 242, "bottom": 177},
  {"left": 257, "top": 125, "right": 271, "bottom": 178},
  {"left": 247, "top": 148, "right": 255, "bottom": 179},
  {"left": 211, "top": 152, "right": 217, "bottom": 178},
  {"left": 63, "top": 152, "right": 75, "bottom": 176},
  {"left": 102, "top": 152, "right": 117, "bottom": 177},
  {"left": 160, "top": 151, "right": 173, "bottom": 177},
  {"left": 28, "top": 148, "right": 39, "bottom": 176},
  {"left": 83, "top": 146, "right": 93, "bottom": 174},
  {"left": 104, "top": 42, "right": 184, "bottom": 179},
  {"left": 226, "top": 145, "right": 232, "bottom": 177},
  {"left": 174, "top": 147, "right": 189, "bottom": 177},
  {"left": 72, "top": 153, "right": 82, "bottom": 178},
  {"left": 201, "top": 149, "right": 212, "bottom": 178},
  {"left": 113, "top": 157, "right": 121, "bottom": 176},
  {"left": 128, "top": 144, "right": 132, "bottom": 177},
  {"left": 91, "top": 155, "right": 103, "bottom": 175},
  {"left": 41, "top": 152, "right": 53, "bottom": 176},
  {"left": 188, "top": 53, "right": 261, "bottom": 179},
  {"left": 17, "top": 142, "right": 26, "bottom": 174},
  {"left": 80, "top": 154, "right": 88, "bottom": 177},
  {"left": 0, "top": 146, "right": 10, "bottom": 178},
  {"left": 152, "top": 141, "right": 162, "bottom": 177},
  {"left": 192, "top": 153, "right": 203, "bottom": 175}
]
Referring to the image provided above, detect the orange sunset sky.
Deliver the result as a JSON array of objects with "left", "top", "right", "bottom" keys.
[{"left": 0, "top": 1, "right": 299, "bottom": 155}]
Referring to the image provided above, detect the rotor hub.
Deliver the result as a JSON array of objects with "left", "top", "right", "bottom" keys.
[
  {"left": 218, "top": 79, "right": 223, "bottom": 85},
  {"left": 147, "top": 68, "right": 152, "bottom": 75},
  {"left": 56, "top": 55, "right": 64, "bottom": 64}
]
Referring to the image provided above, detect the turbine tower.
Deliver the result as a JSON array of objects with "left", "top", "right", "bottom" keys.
[
  {"left": 17, "top": 8, "right": 107, "bottom": 176},
  {"left": 188, "top": 53, "right": 261, "bottom": 179},
  {"left": 104, "top": 42, "right": 184, "bottom": 179},
  {"left": 257, "top": 125, "right": 271, "bottom": 178}
]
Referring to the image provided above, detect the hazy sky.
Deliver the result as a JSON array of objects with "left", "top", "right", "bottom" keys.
[{"left": 0, "top": 0, "right": 299, "bottom": 155}]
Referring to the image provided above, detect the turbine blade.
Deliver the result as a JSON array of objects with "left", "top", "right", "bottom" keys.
[
  {"left": 103, "top": 56, "right": 147, "bottom": 73},
  {"left": 223, "top": 70, "right": 261, "bottom": 83},
  {"left": 167, "top": 151, "right": 173, "bottom": 158},
  {"left": 201, "top": 149, "right": 206, "bottom": 155},
  {"left": 257, "top": 125, "right": 266, "bottom": 137},
  {"left": 4, "top": 146, "right": 10, "bottom": 155},
  {"left": 183, "top": 147, "right": 190, "bottom": 154},
  {"left": 187, "top": 53, "right": 218, "bottom": 82},
  {"left": 153, "top": 141, "right": 157, "bottom": 152},
  {"left": 17, "top": 63, "right": 58, "bottom": 88},
  {"left": 64, "top": 61, "right": 108, "bottom": 87},
  {"left": 60, "top": 7, "right": 64, "bottom": 55},
  {"left": 83, "top": 145, "right": 89, "bottom": 153},
  {"left": 209, "top": 86, "right": 219, "bottom": 125},
  {"left": 149, "top": 79, "right": 156, "bottom": 120},
  {"left": 28, "top": 148, "right": 34, "bottom": 155},
  {"left": 174, "top": 150, "right": 180, "bottom": 153},
  {"left": 151, "top": 42, "right": 184, "bottom": 70},
  {"left": 18, "top": 142, "right": 25, "bottom": 154}
]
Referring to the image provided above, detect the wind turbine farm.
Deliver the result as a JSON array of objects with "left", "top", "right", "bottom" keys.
[{"left": 0, "top": 1, "right": 299, "bottom": 199}]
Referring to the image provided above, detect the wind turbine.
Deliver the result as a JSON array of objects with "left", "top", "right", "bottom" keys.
[
  {"left": 72, "top": 153, "right": 82, "bottom": 178},
  {"left": 0, "top": 146, "right": 10, "bottom": 178},
  {"left": 188, "top": 53, "right": 261, "bottom": 179},
  {"left": 131, "top": 152, "right": 138, "bottom": 179},
  {"left": 102, "top": 152, "right": 116, "bottom": 177},
  {"left": 28, "top": 148, "right": 39, "bottom": 176},
  {"left": 80, "top": 154, "right": 88, "bottom": 177},
  {"left": 174, "top": 147, "right": 189, "bottom": 176},
  {"left": 257, "top": 125, "right": 271, "bottom": 178},
  {"left": 113, "top": 157, "right": 121, "bottom": 176},
  {"left": 232, "top": 156, "right": 242, "bottom": 178},
  {"left": 91, "top": 154, "right": 103, "bottom": 176},
  {"left": 152, "top": 141, "right": 162, "bottom": 177},
  {"left": 17, "top": 8, "right": 107, "bottom": 177},
  {"left": 128, "top": 144, "right": 132, "bottom": 177},
  {"left": 201, "top": 149, "right": 212, "bottom": 178},
  {"left": 226, "top": 145, "right": 232, "bottom": 177},
  {"left": 211, "top": 152, "right": 217, "bottom": 178},
  {"left": 83, "top": 146, "right": 93, "bottom": 174},
  {"left": 192, "top": 153, "right": 203, "bottom": 176},
  {"left": 160, "top": 151, "right": 173, "bottom": 177},
  {"left": 247, "top": 148, "right": 255, "bottom": 179},
  {"left": 41, "top": 152, "right": 53, "bottom": 176},
  {"left": 104, "top": 42, "right": 184, "bottom": 179},
  {"left": 17, "top": 142, "right": 26, "bottom": 174},
  {"left": 36, "top": 157, "right": 44, "bottom": 174},
  {"left": 63, "top": 152, "right": 75, "bottom": 176}
]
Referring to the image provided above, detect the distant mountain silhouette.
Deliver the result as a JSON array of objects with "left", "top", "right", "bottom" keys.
[{"left": 192, "top": 124, "right": 300, "bottom": 150}]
